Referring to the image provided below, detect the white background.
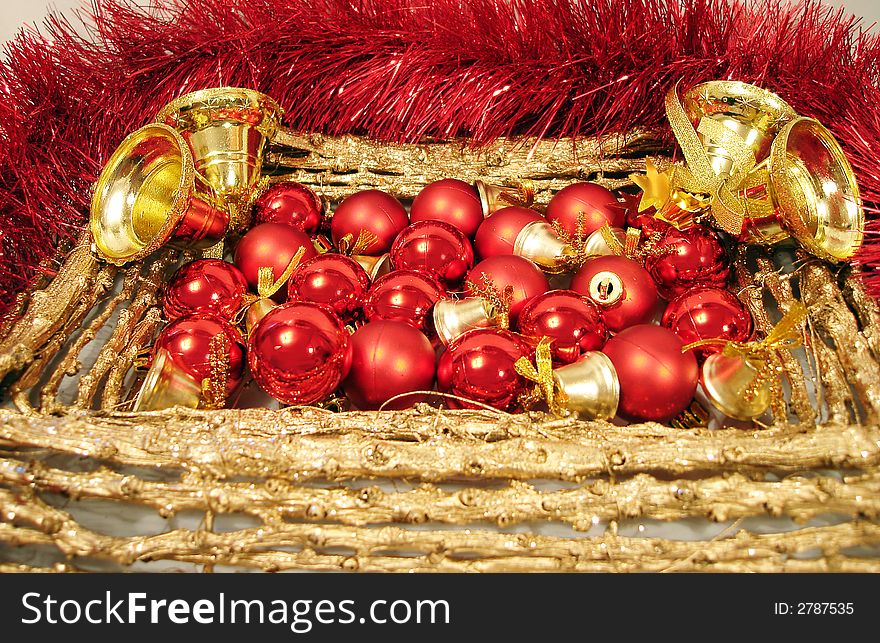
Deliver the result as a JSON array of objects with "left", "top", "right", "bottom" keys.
[{"left": 1, "top": 0, "right": 878, "bottom": 45}]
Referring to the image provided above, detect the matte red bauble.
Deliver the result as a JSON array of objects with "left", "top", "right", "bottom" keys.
[
  {"left": 602, "top": 324, "right": 698, "bottom": 422},
  {"left": 517, "top": 290, "right": 608, "bottom": 365},
  {"left": 233, "top": 223, "right": 318, "bottom": 301},
  {"left": 410, "top": 178, "right": 484, "bottom": 238},
  {"left": 390, "top": 220, "right": 475, "bottom": 288},
  {"left": 644, "top": 225, "right": 730, "bottom": 300},
  {"left": 343, "top": 320, "right": 436, "bottom": 410},
  {"left": 248, "top": 302, "right": 351, "bottom": 405},
  {"left": 163, "top": 259, "right": 249, "bottom": 322},
  {"left": 545, "top": 182, "right": 625, "bottom": 237},
  {"left": 466, "top": 255, "right": 549, "bottom": 322},
  {"left": 287, "top": 253, "right": 370, "bottom": 322},
  {"left": 570, "top": 255, "right": 658, "bottom": 333},
  {"left": 363, "top": 269, "right": 445, "bottom": 335},
  {"left": 661, "top": 287, "right": 753, "bottom": 360},
  {"left": 154, "top": 312, "right": 246, "bottom": 395},
  {"left": 253, "top": 181, "right": 323, "bottom": 234},
  {"left": 330, "top": 189, "right": 408, "bottom": 255},
  {"left": 436, "top": 328, "right": 532, "bottom": 411},
  {"left": 474, "top": 206, "right": 544, "bottom": 258}
]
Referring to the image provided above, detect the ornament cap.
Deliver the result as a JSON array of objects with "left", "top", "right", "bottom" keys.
[{"left": 588, "top": 270, "right": 624, "bottom": 306}]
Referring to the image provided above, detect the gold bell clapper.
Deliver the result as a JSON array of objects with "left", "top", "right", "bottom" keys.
[
  {"left": 700, "top": 353, "right": 771, "bottom": 421},
  {"left": 353, "top": 253, "right": 393, "bottom": 281},
  {"left": 475, "top": 180, "right": 536, "bottom": 216},
  {"left": 155, "top": 87, "right": 284, "bottom": 228},
  {"left": 90, "top": 123, "right": 231, "bottom": 265},
  {"left": 740, "top": 117, "right": 864, "bottom": 262},
  {"left": 552, "top": 352, "right": 620, "bottom": 421},
  {"left": 133, "top": 348, "right": 203, "bottom": 412},
  {"left": 432, "top": 298, "right": 500, "bottom": 346}
]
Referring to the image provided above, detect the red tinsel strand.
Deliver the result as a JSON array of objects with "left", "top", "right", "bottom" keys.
[{"left": 2, "top": 0, "right": 880, "bottom": 312}]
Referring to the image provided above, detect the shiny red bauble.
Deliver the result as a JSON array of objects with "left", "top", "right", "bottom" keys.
[
  {"left": 545, "top": 182, "right": 625, "bottom": 237},
  {"left": 154, "top": 313, "right": 246, "bottom": 395},
  {"left": 474, "top": 206, "right": 543, "bottom": 259},
  {"left": 163, "top": 259, "right": 249, "bottom": 322},
  {"left": 330, "top": 189, "right": 409, "bottom": 255},
  {"left": 248, "top": 302, "right": 351, "bottom": 405},
  {"left": 253, "top": 181, "right": 323, "bottom": 234},
  {"left": 363, "top": 269, "right": 445, "bottom": 335},
  {"left": 410, "top": 178, "right": 484, "bottom": 239},
  {"left": 437, "top": 328, "right": 532, "bottom": 411},
  {"left": 602, "top": 324, "right": 698, "bottom": 422},
  {"left": 661, "top": 287, "right": 753, "bottom": 360},
  {"left": 517, "top": 290, "right": 608, "bottom": 365},
  {"left": 233, "top": 223, "right": 318, "bottom": 300},
  {"left": 390, "top": 220, "right": 475, "bottom": 288},
  {"left": 571, "top": 255, "right": 658, "bottom": 333},
  {"left": 466, "top": 255, "right": 549, "bottom": 322},
  {"left": 644, "top": 225, "right": 730, "bottom": 300},
  {"left": 287, "top": 253, "right": 370, "bottom": 322},
  {"left": 343, "top": 320, "right": 437, "bottom": 410}
]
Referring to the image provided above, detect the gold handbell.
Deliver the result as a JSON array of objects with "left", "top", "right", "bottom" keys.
[
  {"left": 740, "top": 117, "right": 864, "bottom": 262},
  {"left": 680, "top": 80, "right": 797, "bottom": 178},
  {"left": 90, "top": 124, "right": 231, "bottom": 265},
  {"left": 155, "top": 87, "right": 283, "bottom": 228},
  {"left": 700, "top": 353, "right": 771, "bottom": 421},
  {"left": 432, "top": 298, "right": 499, "bottom": 346},
  {"left": 513, "top": 220, "right": 572, "bottom": 274},
  {"left": 475, "top": 180, "right": 536, "bottom": 216},
  {"left": 132, "top": 348, "right": 203, "bottom": 412},
  {"left": 552, "top": 352, "right": 620, "bottom": 421},
  {"left": 352, "top": 253, "right": 393, "bottom": 281}
]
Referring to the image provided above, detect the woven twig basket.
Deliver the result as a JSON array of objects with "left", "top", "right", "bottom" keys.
[{"left": 0, "top": 130, "right": 878, "bottom": 572}]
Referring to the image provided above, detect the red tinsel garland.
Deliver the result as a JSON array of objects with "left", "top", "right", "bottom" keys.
[{"left": 1, "top": 0, "right": 879, "bottom": 313}]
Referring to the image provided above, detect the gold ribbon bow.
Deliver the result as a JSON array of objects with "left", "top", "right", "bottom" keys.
[
  {"left": 338, "top": 229, "right": 379, "bottom": 256},
  {"left": 598, "top": 223, "right": 642, "bottom": 259},
  {"left": 514, "top": 337, "right": 569, "bottom": 416},
  {"left": 237, "top": 246, "right": 307, "bottom": 325},
  {"left": 665, "top": 81, "right": 756, "bottom": 235},
  {"left": 683, "top": 301, "right": 808, "bottom": 409},
  {"left": 201, "top": 333, "right": 231, "bottom": 409},
  {"left": 465, "top": 272, "right": 513, "bottom": 330}
]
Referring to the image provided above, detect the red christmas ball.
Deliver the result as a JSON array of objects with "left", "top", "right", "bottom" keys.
[
  {"left": 330, "top": 190, "right": 409, "bottom": 255},
  {"left": 253, "top": 181, "right": 323, "bottom": 234},
  {"left": 466, "top": 255, "right": 549, "bottom": 322},
  {"left": 517, "top": 290, "right": 608, "bottom": 365},
  {"left": 602, "top": 324, "right": 698, "bottom": 422},
  {"left": 410, "top": 178, "right": 484, "bottom": 238},
  {"left": 154, "top": 313, "right": 246, "bottom": 395},
  {"left": 571, "top": 255, "right": 658, "bottom": 333},
  {"left": 248, "top": 302, "right": 351, "bottom": 405},
  {"left": 287, "top": 253, "right": 370, "bottom": 322},
  {"left": 390, "top": 220, "right": 475, "bottom": 288},
  {"left": 436, "top": 328, "right": 532, "bottom": 411},
  {"left": 343, "top": 320, "right": 437, "bottom": 410},
  {"left": 163, "top": 259, "right": 249, "bottom": 322},
  {"left": 233, "top": 223, "right": 317, "bottom": 301},
  {"left": 644, "top": 225, "right": 730, "bottom": 300},
  {"left": 661, "top": 287, "right": 753, "bottom": 360},
  {"left": 545, "top": 182, "right": 625, "bottom": 237},
  {"left": 363, "top": 269, "right": 445, "bottom": 335},
  {"left": 474, "top": 206, "right": 544, "bottom": 259}
]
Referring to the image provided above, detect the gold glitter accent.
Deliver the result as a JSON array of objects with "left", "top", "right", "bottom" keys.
[
  {"left": 201, "top": 333, "right": 231, "bottom": 409},
  {"left": 464, "top": 272, "right": 513, "bottom": 330},
  {"left": 337, "top": 230, "right": 379, "bottom": 256}
]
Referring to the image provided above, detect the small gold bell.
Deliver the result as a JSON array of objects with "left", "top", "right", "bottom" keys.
[
  {"left": 133, "top": 348, "right": 203, "bottom": 412},
  {"left": 700, "top": 352, "right": 771, "bottom": 421},
  {"left": 552, "top": 352, "right": 619, "bottom": 420},
  {"left": 513, "top": 220, "right": 571, "bottom": 273},
  {"left": 352, "top": 253, "right": 393, "bottom": 281},
  {"left": 432, "top": 298, "right": 498, "bottom": 346}
]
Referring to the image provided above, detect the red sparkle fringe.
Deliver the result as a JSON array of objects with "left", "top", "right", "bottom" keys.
[{"left": 2, "top": 0, "right": 880, "bottom": 311}]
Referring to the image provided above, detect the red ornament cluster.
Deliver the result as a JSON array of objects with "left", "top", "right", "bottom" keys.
[{"left": 151, "top": 177, "right": 743, "bottom": 423}]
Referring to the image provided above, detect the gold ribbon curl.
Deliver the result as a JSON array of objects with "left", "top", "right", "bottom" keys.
[
  {"left": 465, "top": 272, "right": 514, "bottom": 330},
  {"left": 515, "top": 337, "right": 569, "bottom": 416},
  {"left": 665, "top": 81, "right": 757, "bottom": 235},
  {"left": 683, "top": 301, "right": 808, "bottom": 408},
  {"left": 338, "top": 230, "right": 379, "bottom": 256}
]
